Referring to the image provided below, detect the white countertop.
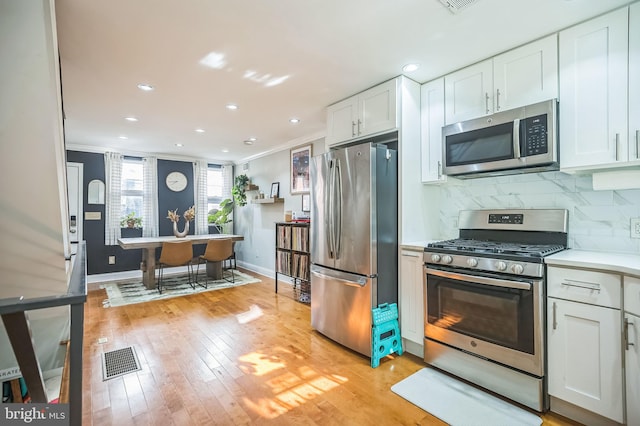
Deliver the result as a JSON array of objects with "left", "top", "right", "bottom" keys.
[
  {"left": 401, "top": 241, "right": 437, "bottom": 251},
  {"left": 545, "top": 249, "right": 640, "bottom": 277}
]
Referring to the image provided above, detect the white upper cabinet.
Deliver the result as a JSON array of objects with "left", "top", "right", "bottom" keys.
[
  {"left": 559, "top": 7, "right": 633, "bottom": 170},
  {"left": 420, "top": 78, "right": 446, "bottom": 183},
  {"left": 629, "top": 2, "right": 640, "bottom": 164},
  {"left": 326, "top": 79, "right": 397, "bottom": 146},
  {"left": 444, "top": 34, "right": 558, "bottom": 124}
]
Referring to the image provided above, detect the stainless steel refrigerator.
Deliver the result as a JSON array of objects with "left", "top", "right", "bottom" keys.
[{"left": 310, "top": 141, "right": 398, "bottom": 357}]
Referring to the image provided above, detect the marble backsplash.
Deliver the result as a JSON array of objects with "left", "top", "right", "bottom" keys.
[{"left": 437, "top": 171, "right": 640, "bottom": 254}]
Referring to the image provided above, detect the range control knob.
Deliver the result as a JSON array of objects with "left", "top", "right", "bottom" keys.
[
  {"left": 430, "top": 254, "right": 441, "bottom": 263},
  {"left": 442, "top": 255, "right": 453, "bottom": 264},
  {"left": 467, "top": 258, "right": 478, "bottom": 267},
  {"left": 496, "top": 261, "right": 507, "bottom": 271},
  {"left": 511, "top": 264, "right": 524, "bottom": 274}
]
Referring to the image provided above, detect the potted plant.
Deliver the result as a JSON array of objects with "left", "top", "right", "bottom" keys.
[
  {"left": 232, "top": 174, "right": 250, "bottom": 206},
  {"left": 120, "top": 212, "right": 142, "bottom": 229},
  {"left": 208, "top": 198, "right": 234, "bottom": 233}
]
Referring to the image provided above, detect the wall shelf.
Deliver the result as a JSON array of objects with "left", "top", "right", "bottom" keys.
[{"left": 252, "top": 197, "right": 284, "bottom": 204}]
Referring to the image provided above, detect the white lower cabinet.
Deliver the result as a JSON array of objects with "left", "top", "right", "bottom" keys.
[
  {"left": 399, "top": 249, "right": 424, "bottom": 356},
  {"left": 547, "top": 266, "right": 623, "bottom": 423},
  {"left": 625, "top": 276, "right": 640, "bottom": 426}
]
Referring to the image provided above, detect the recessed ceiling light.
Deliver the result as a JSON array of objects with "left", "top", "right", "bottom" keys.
[
  {"left": 137, "top": 83, "right": 154, "bottom": 91},
  {"left": 175, "top": 143, "right": 183, "bottom": 147},
  {"left": 125, "top": 116, "right": 138, "bottom": 122},
  {"left": 402, "top": 63, "right": 420, "bottom": 73},
  {"left": 289, "top": 118, "right": 300, "bottom": 124},
  {"left": 195, "top": 128, "right": 205, "bottom": 133},
  {"left": 243, "top": 140, "right": 254, "bottom": 145},
  {"left": 222, "top": 149, "right": 229, "bottom": 153},
  {"left": 226, "top": 104, "right": 239, "bottom": 110},
  {"left": 119, "top": 135, "right": 128, "bottom": 140},
  {"left": 248, "top": 137, "right": 257, "bottom": 142}
]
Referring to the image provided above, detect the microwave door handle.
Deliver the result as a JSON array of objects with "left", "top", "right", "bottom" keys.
[{"left": 513, "top": 118, "right": 522, "bottom": 159}]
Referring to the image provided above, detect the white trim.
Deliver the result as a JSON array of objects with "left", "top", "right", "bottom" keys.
[{"left": 66, "top": 143, "right": 234, "bottom": 165}]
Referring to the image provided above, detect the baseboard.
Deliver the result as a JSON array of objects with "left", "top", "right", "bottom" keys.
[
  {"left": 403, "top": 338, "right": 424, "bottom": 358},
  {"left": 549, "top": 396, "right": 622, "bottom": 426}
]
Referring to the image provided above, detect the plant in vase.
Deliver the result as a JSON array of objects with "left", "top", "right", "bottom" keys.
[
  {"left": 208, "top": 198, "right": 233, "bottom": 234},
  {"left": 167, "top": 205, "right": 195, "bottom": 237},
  {"left": 232, "top": 174, "right": 250, "bottom": 206},
  {"left": 120, "top": 212, "right": 142, "bottom": 229}
]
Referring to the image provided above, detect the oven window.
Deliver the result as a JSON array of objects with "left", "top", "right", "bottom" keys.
[
  {"left": 427, "top": 275, "right": 534, "bottom": 354},
  {"left": 446, "top": 122, "right": 514, "bottom": 166}
]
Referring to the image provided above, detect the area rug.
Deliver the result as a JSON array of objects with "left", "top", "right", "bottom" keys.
[
  {"left": 100, "top": 271, "right": 261, "bottom": 307},
  {"left": 391, "top": 368, "right": 542, "bottom": 426}
]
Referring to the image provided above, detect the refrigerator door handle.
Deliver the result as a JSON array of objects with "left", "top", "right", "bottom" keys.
[
  {"left": 328, "top": 159, "right": 335, "bottom": 258},
  {"left": 335, "top": 158, "right": 342, "bottom": 259},
  {"left": 311, "top": 265, "right": 367, "bottom": 287}
]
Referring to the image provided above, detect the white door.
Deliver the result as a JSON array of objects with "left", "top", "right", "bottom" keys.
[
  {"left": 629, "top": 2, "right": 640, "bottom": 162},
  {"left": 493, "top": 34, "right": 558, "bottom": 112},
  {"left": 547, "top": 298, "right": 623, "bottom": 423},
  {"left": 626, "top": 312, "right": 640, "bottom": 426},
  {"left": 559, "top": 7, "right": 629, "bottom": 168},
  {"left": 399, "top": 249, "right": 424, "bottom": 348},
  {"left": 358, "top": 78, "right": 397, "bottom": 137},
  {"left": 420, "top": 78, "right": 446, "bottom": 183},
  {"left": 326, "top": 96, "right": 358, "bottom": 146},
  {"left": 444, "top": 59, "right": 492, "bottom": 124},
  {"left": 66, "top": 162, "right": 83, "bottom": 247}
]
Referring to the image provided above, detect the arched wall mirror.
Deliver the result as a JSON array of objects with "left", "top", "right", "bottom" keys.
[{"left": 88, "top": 179, "right": 105, "bottom": 204}]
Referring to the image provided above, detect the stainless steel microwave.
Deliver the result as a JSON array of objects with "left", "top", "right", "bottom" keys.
[{"left": 442, "top": 99, "right": 558, "bottom": 178}]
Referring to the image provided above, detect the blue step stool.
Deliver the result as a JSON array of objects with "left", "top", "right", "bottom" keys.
[{"left": 371, "top": 303, "right": 403, "bottom": 368}]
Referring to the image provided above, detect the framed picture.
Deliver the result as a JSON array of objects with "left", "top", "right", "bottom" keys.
[
  {"left": 270, "top": 182, "right": 280, "bottom": 198},
  {"left": 291, "top": 145, "right": 312, "bottom": 194},
  {"left": 302, "top": 193, "right": 310, "bottom": 212}
]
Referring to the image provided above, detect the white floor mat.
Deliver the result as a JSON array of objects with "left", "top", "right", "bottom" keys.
[{"left": 391, "top": 368, "right": 542, "bottom": 426}]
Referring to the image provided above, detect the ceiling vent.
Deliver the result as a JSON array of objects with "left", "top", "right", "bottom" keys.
[{"left": 438, "top": 0, "right": 479, "bottom": 14}]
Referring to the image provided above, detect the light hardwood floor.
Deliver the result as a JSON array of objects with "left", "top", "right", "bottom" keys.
[{"left": 83, "top": 270, "right": 580, "bottom": 425}]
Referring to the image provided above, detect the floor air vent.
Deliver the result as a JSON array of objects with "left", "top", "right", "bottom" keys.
[
  {"left": 438, "top": 0, "right": 479, "bottom": 14},
  {"left": 101, "top": 346, "right": 141, "bottom": 380}
]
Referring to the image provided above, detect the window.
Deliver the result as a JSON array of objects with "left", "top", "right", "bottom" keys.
[
  {"left": 207, "top": 165, "right": 223, "bottom": 214},
  {"left": 121, "top": 158, "right": 143, "bottom": 220}
]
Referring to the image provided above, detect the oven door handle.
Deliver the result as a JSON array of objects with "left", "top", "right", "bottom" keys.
[{"left": 426, "top": 267, "right": 532, "bottom": 291}]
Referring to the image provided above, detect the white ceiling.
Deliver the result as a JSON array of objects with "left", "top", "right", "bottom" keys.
[{"left": 55, "top": 0, "right": 632, "bottom": 164}]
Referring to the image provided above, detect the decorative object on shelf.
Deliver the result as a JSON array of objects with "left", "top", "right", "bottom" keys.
[
  {"left": 167, "top": 205, "right": 195, "bottom": 237},
  {"left": 302, "top": 193, "right": 310, "bottom": 212},
  {"left": 208, "top": 198, "right": 233, "bottom": 233},
  {"left": 165, "top": 171, "right": 188, "bottom": 192},
  {"left": 291, "top": 145, "right": 312, "bottom": 194},
  {"left": 232, "top": 174, "right": 250, "bottom": 206},
  {"left": 120, "top": 211, "right": 142, "bottom": 229},
  {"left": 270, "top": 182, "right": 280, "bottom": 198}
]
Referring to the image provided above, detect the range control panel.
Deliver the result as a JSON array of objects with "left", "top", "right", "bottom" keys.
[{"left": 488, "top": 213, "right": 524, "bottom": 225}]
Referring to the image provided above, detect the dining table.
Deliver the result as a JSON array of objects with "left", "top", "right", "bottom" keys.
[{"left": 118, "top": 234, "right": 244, "bottom": 289}]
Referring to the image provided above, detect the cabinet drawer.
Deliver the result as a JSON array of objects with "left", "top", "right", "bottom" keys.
[
  {"left": 625, "top": 276, "right": 640, "bottom": 316},
  {"left": 547, "top": 266, "right": 621, "bottom": 309}
]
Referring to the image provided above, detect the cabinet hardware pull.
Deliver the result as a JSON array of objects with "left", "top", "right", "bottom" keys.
[
  {"left": 552, "top": 302, "right": 557, "bottom": 330},
  {"left": 351, "top": 121, "right": 356, "bottom": 137},
  {"left": 625, "top": 318, "right": 635, "bottom": 350},
  {"left": 636, "top": 130, "right": 639, "bottom": 160},
  {"left": 561, "top": 279, "right": 600, "bottom": 293},
  {"left": 401, "top": 253, "right": 420, "bottom": 258},
  {"left": 485, "top": 92, "right": 490, "bottom": 114},
  {"left": 437, "top": 161, "right": 442, "bottom": 179},
  {"left": 615, "top": 133, "right": 620, "bottom": 161},
  {"left": 496, "top": 89, "right": 501, "bottom": 111},
  {"left": 357, "top": 119, "right": 362, "bottom": 135}
]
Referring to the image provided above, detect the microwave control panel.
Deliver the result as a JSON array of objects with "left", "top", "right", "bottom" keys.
[{"left": 522, "top": 114, "right": 548, "bottom": 156}]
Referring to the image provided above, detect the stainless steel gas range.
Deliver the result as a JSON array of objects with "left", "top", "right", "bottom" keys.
[{"left": 423, "top": 209, "right": 568, "bottom": 412}]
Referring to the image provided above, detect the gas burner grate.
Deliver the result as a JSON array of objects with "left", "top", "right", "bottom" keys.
[{"left": 101, "top": 346, "right": 141, "bottom": 381}]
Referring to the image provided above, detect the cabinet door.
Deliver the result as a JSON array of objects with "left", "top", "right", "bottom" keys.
[
  {"left": 399, "top": 250, "right": 424, "bottom": 345},
  {"left": 420, "top": 78, "right": 446, "bottom": 183},
  {"left": 547, "top": 298, "right": 623, "bottom": 422},
  {"left": 626, "top": 313, "right": 640, "bottom": 426},
  {"left": 358, "top": 79, "right": 397, "bottom": 137},
  {"left": 630, "top": 2, "right": 640, "bottom": 162},
  {"left": 559, "top": 7, "right": 628, "bottom": 169},
  {"left": 493, "top": 34, "right": 558, "bottom": 112},
  {"left": 326, "top": 96, "right": 358, "bottom": 146},
  {"left": 444, "top": 59, "right": 492, "bottom": 124}
]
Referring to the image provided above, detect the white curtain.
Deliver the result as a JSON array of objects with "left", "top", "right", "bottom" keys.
[
  {"left": 142, "top": 156, "right": 158, "bottom": 237},
  {"left": 194, "top": 160, "right": 208, "bottom": 235},
  {"left": 104, "top": 152, "right": 123, "bottom": 245},
  {"left": 222, "top": 164, "right": 233, "bottom": 199}
]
